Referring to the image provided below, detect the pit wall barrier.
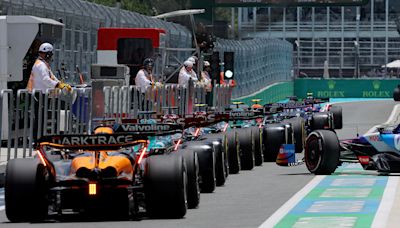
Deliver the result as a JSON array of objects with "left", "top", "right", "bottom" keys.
[
  {"left": 294, "top": 79, "right": 400, "bottom": 99},
  {"left": 232, "top": 82, "right": 294, "bottom": 105}
]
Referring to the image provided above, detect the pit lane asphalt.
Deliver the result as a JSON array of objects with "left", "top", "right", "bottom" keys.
[{"left": 0, "top": 100, "right": 396, "bottom": 228}]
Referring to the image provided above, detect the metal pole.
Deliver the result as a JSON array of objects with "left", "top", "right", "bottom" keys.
[
  {"left": 116, "top": 0, "right": 121, "bottom": 27},
  {"left": 356, "top": 7, "right": 360, "bottom": 78},
  {"left": 339, "top": 51, "right": 343, "bottom": 78},
  {"left": 253, "top": 7, "right": 257, "bottom": 34},
  {"left": 385, "top": 0, "right": 389, "bottom": 75},
  {"left": 295, "top": 40, "right": 300, "bottom": 78},
  {"left": 231, "top": 8, "right": 235, "bottom": 39},
  {"left": 238, "top": 7, "right": 242, "bottom": 40},
  {"left": 354, "top": 41, "right": 360, "bottom": 78}
]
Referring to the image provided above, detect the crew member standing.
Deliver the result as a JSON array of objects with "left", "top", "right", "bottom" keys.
[
  {"left": 135, "top": 58, "right": 155, "bottom": 93},
  {"left": 201, "top": 61, "right": 213, "bottom": 106},
  {"left": 27, "top": 42, "right": 71, "bottom": 140},
  {"left": 179, "top": 60, "right": 198, "bottom": 113},
  {"left": 27, "top": 42, "right": 71, "bottom": 92},
  {"left": 178, "top": 60, "right": 198, "bottom": 86},
  {"left": 135, "top": 58, "right": 155, "bottom": 110}
]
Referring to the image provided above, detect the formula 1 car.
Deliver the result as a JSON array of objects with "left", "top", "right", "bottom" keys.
[
  {"left": 118, "top": 111, "right": 230, "bottom": 198},
  {"left": 261, "top": 100, "right": 343, "bottom": 162},
  {"left": 172, "top": 111, "right": 231, "bottom": 192},
  {"left": 277, "top": 123, "right": 400, "bottom": 175},
  {"left": 225, "top": 102, "right": 265, "bottom": 171},
  {"left": 5, "top": 126, "right": 188, "bottom": 222},
  {"left": 199, "top": 102, "right": 264, "bottom": 174}
]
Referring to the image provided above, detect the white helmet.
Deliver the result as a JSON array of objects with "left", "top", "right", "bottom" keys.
[
  {"left": 184, "top": 60, "right": 193, "bottom": 67},
  {"left": 39, "top": 43, "right": 54, "bottom": 53},
  {"left": 204, "top": 61, "right": 210, "bottom": 67},
  {"left": 187, "top": 57, "right": 196, "bottom": 64}
]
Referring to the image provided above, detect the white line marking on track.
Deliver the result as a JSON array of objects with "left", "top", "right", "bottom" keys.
[
  {"left": 258, "top": 176, "right": 325, "bottom": 228},
  {"left": 372, "top": 176, "right": 399, "bottom": 228}
]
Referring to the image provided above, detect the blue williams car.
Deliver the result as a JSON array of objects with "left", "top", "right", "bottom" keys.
[{"left": 277, "top": 124, "right": 400, "bottom": 175}]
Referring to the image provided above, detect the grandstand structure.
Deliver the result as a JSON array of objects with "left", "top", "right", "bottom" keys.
[{"left": 239, "top": 0, "right": 400, "bottom": 78}]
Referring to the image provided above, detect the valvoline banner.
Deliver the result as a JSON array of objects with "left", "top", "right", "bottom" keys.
[{"left": 295, "top": 79, "right": 400, "bottom": 98}]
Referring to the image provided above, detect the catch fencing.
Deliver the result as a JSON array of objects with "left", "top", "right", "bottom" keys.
[
  {"left": 215, "top": 38, "right": 293, "bottom": 99},
  {"left": 0, "top": 0, "right": 293, "bottom": 99},
  {"left": 0, "top": 83, "right": 231, "bottom": 163},
  {"left": 0, "top": 0, "right": 192, "bottom": 82}
]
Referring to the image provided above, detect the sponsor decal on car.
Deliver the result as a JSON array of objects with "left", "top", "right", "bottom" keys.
[
  {"left": 394, "top": 135, "right": 400, "bottom": 150},
  {"left": 230, "top": 111, "right": 255, "bottom": 118},
  {"left": 118, "top": 124, "right": 173, "bottom": 132},
  {"left": 52, "top": 135, "right": 137, "bottom": 145},
  {"left": 368, "top": 135, "right": 380, "bottom": 142}
]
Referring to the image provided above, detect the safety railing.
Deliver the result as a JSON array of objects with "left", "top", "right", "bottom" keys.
[
  {"left": 100, "top": 83, "right": 232, "bottom": 119},
  {"left": 0, "top": 84, "right": 231, "bottom": 163},
  {"left": 101, "top": 84, "right": 189, "bottom": 120},
  {"left": 0, "top": 87, "right": 92, "bottom": 163}
]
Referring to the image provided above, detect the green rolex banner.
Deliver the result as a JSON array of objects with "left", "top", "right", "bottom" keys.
[{"left": 294, "top": 79, "right": 400, "bottom": 99}]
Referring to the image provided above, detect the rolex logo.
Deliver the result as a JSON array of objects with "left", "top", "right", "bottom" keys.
[
  {"left": 328, "top": 80, "right": 336, "bottom": 90},
  {"left": 373, "top": 80, "right": 381, "bottom": 90}
]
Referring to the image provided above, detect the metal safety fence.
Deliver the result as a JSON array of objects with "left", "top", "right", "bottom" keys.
[
  {"left": 215, "top": 38, "right": 293, "bottom": 99},
  {"left": 101, "top": 83, "right": 231, "bottom": 120},
  {"left": 0, "top": 84, "right": 231, "bottom": 163},
  {"left": 0, "top": 88, "right": 91, "bottom": 162}
]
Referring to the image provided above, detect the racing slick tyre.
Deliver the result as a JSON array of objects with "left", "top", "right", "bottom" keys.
[
  {"left": 393, "top": 86, "right": 400, "bottom": 101},
  {"left": 262, "top": 124, "right": 286, "bottom": 162},
  {"left": 250, "top": 126, "right": 264, "bottom": 166},
  {"left": 144, "top": 154, "right": 187, "bottom": 218},
  {"left": 330, "top": 106, "right": 343, "bottom": 129},
  {"left": 177, "top": 149, "right": 200, "bottom": 209},
  {"left": 204, "top": 134, "right": 227, "bottom": 186},
  {"left": 5, "top": 159, "right": 49, "bottom": 222},
  {"left": 288, "top": 117, "right": 306, "bottom": 153},
  {"left": 184, "top": 142, "right": 216, "bottom": 193},
  {"left": 310, "top": 112, "right": 330, "bottom": 130},
  {"left": 305, "top": 130, "right": 340, "bottom": 175},
  {"left": 226, "top": 130, "right": 241, "bottom": 174},
  {"left": 237, "top": 128, "right": 255, "bottom": 170}
]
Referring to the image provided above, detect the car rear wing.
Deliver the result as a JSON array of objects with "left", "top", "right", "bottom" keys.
[
  {"left": 264, "top": 102, "right": 314, "bottom": 113},
  {"left": 121, "top": 113, "right": 230, "bottom": 128},
  {"left": 303, "top": 97, "right": 330, "bottom": 104},
  {"left": 228, "top": 109, "right": 264, "bottom": 120},
  {"left": 36, "top": 133, "right": 148, "bottom": 150},
  {"left": 114, "top": 123, "right": 183, "bottom": 135},
  {"left": 95, "top": 112, "right": 230, "bottom": 132}
]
